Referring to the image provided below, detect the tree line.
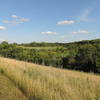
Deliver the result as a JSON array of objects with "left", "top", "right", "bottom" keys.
[{"left": 0, "top": 39, "right": 100, "bottom": 73}]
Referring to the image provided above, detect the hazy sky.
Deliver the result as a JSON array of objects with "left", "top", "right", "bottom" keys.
[{"left": 0, "top": 0, "right": 100, "bottom": 43}]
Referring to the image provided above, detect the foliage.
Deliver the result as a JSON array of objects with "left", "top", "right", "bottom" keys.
[{"left": 0, "top": 39, "right": 99, "bottom": 73}]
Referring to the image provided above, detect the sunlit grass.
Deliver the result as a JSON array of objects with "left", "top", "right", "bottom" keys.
[
  {"left": 17, "top": 46, "right": 61, "bottom": 50},
  {"left": 0, "top": 57, "right": 100, "bottom": 100},
  {"left": 0, "top": 73, "right": 28, "bottom": 100}
]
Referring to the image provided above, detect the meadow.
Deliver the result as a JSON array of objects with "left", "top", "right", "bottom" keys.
[
  {"left": 17, "top": 46, "right": 61, "bottom": 50},
  {"left": 0, "top": 57, "right": 100, "bottom": 100}
]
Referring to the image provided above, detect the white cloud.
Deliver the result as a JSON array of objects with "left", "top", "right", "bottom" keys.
[
  {"left": 3, "top": 20, "right": 22, "bottom": 25},
  {"left": 41, "top": 31, "right": 57, "bottom": 35},
  {"left": 72, "top": 30, "right": 91, "bottom": 34},
  {"left": 11, "top": 15, "right": 29, "bottom": 22},
  {"left": 3, "top": 15, "right": 29, "bottom": 25},
  {"left": 11, "top": 15, "right": 19, "bottom": 19},
  {"left": 79, "top": 8, "right": 93, "bottom": 22},
  {"left": 3, "top": 20, "right": 10, "bottom": 24},
  {"left": 20, "top": 18, "right": 29, "bottom": 22},
  {"left": 0, "top": 26, "right": 6, "bottom": 30},
  {"left": 57, "top": 20, "right": 75, "bottom": 25}
]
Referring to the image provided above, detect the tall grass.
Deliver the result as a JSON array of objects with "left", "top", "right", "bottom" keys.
[
  {"left": 0, "top": 72, "right": 28, "bottom": 100},
  {"left": 0, "top": 57, "right": 100, "bottom": 100}
]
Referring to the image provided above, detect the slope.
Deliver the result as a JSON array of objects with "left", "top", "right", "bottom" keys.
[
  {"left": 0, "top": 72, "right": 28, "bottom": 100},
  {"left": 0, "top": 57, "right": 100, "bottom": 100}
]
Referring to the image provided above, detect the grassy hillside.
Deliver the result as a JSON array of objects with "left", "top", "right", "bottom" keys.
[
  {"left": 0, "top": 57, "right": 100, "bottom": 100},
  {"left": 0, "top": 73, "right": 28, "bottom": 100}
]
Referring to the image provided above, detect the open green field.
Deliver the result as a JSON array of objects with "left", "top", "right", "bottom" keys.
[
  {"left": 17, "top": 46, "right": 63, "bottom": 50},
  {"left": 0, "top": 57, "right": 100, "bottom": 100}
]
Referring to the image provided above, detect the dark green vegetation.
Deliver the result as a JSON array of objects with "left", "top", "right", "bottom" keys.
[{"left": 0, "top": 39, "right": 100, "bottom": 73}]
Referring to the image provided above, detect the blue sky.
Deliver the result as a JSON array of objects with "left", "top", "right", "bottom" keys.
[{"left": 0, "top": 0, "right": 100, "bottom": 43}]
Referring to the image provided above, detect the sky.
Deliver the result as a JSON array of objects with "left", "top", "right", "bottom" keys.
[{"left": 0, "top": 0, "right": 100, "bottom": 43}]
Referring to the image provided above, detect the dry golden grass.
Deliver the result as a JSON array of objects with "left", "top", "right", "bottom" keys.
[
  {"left": 0, "top": 73, "right": 28, "bottom": 100},
  {"left": 0, "top": 57, "right": 100, "bottom": 100}
]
